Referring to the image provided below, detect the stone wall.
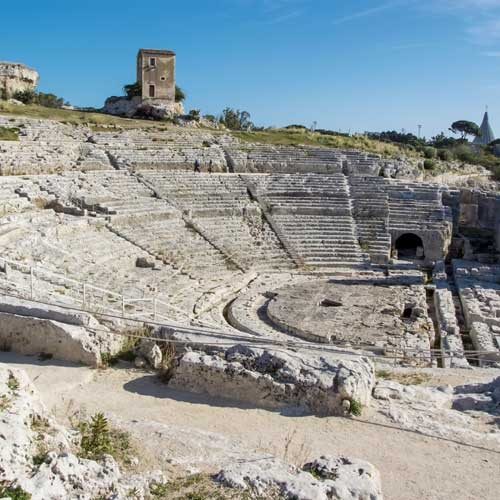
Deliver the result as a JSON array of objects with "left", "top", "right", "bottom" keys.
[{"left": 0, "top": 62, "right": 39, "bottom": 98}]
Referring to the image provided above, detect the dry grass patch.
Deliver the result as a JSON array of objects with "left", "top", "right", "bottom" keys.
[
  {"left": 376, "top": 370, "right": 432, "bottom": 386},
  {"left": 149, "top": 473, "right": 278, "bottom": 499},
  {"left": 233, "top": 128, "right": 411, "bottom": 159}
]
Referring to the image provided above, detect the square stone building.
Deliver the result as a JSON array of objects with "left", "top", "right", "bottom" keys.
[{"left": 137, "top": 49, "right": 175, "bottom": 103}]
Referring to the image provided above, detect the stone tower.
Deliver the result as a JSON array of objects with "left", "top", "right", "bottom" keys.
[{"left": 136, "top": 49, "right": 175, "bottom": 105}]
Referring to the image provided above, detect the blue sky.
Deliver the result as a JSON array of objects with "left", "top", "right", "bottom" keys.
[{"left": 2, "top": 0, "right": 500, "bottom": 137}]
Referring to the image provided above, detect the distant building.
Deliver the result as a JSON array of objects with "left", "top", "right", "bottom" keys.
[
  {"left": 473, "top": 110, "right": 496, "bottom": 146},
  {"left": 136, "top": 49, "right": 175, "bottom": 104}
]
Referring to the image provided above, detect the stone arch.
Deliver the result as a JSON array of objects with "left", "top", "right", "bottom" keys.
[{"left": 394, "top": 233, "right": 425, "bottom": 260}]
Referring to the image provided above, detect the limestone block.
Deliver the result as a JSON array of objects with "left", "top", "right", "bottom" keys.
[
  {"left": 0, "top": 366, "right": 164, "bottom": 499},
  {"left": 168, "top": 345, "right": 374, "bottom": 416},
  {"left": 217, "top": 454, "right": 383, "bottom": 500}
]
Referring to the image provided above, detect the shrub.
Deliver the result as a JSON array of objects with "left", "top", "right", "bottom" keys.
[
  {"left": 454, "top": 144, "right": 476, "bottom": 163},
  {"left": 77, "top": 412, "right": 133, "bottom": 464},
  {"left": 123, "top": 82, "right": 142, "bottom": 99},
  {"left": 12, "top": 90, "right": 67, "bottom": 108},
  {"left": 0, "top": 482, "right": 31, "bottom": 500},
  {"left": 423, "top": 147, "right": 437, "bottom": 159},
  {"left": 175, "top": 85, "right": 186, "bottom": 103},
  {"left": 423, "top": 159, "right": 436, "bottom": 170},
  {"left": 437, "top": 149, "right": 452, "bottom": 161},
  {"left": 36, "top": 92, "right": 65, "bottom": 108},
  {"left": 348, "top": 399, "right": 363, "bottom": 416},
  {"left": 12, "top": 89, "right": 37, "bottom": 105},
  {"left": 219, "top": 108, "right": 253, "bottom": 130},
  {"left": 188, "top": 109, "right": 200, "bottom": 121},
  {"left": 491, "top": 165, "right": 500, "bottom": 181}
]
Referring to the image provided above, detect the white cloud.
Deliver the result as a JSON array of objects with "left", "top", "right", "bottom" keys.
[{"left": 332, "top": 0, "right": 413, "bottom": 25}]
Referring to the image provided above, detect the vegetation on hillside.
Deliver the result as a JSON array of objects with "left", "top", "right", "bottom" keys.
[
  {"left": 0, "top": 101, "right": 168, "bottom": 129},
  {"left": 0, "top": 126, "right": 20, "bottom": 141},
  {"left": 233, "top": 127, "right": 405, "bottom": 157},
  {"left": 12, "top": 89, "right": 69, "bottom": 109},
  {"left": 219, "top": 108, "right": 254, "bottom": 130}
]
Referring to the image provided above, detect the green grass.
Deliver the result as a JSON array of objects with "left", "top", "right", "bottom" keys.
[
  {"left": 0, "top": 101, "right": 167, "bottom": 130},
  {"left": 0, "top": 126, "right": 20, "bottom": 141},
  {"left": 233, "top": 128, "right": 411, "bottom": 158},
  {"left": 348, "top": 399, "right": 363, "bottom": 417},
  {"left": 376, "top": 370, "right": 431, "bottom": 385},
  {"left": 0, "top": 482, "right": 31, "bottom": 500}
]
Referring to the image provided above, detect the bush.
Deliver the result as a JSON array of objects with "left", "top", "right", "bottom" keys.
[
  {"left": 454, "top": 144, "right": 476, "bottom": 163},
  {"left": 78, "top": 412, "right": 132, "bottom": 464},
  {"left": 12, "top": 90, "right": 67, "bottom": 108},
  {"left": 123, "top": 82, "right": 142, "bottom": 99},
  {"left": 423, "top": 147, "right": 437, "bottom": 159},
  {"left": 12, "top": 89, "right": 37, "bottom": 105},
  {"left": 188, "top": 109, "right": 200, "bottom": 121},
  {"left": 36, "top": 92, "right": 65, "bottom": 108},
  {"left": 423, "top": 159, "right": 436, "bottom": 170},
  {"left": 437, "top": 149, "right": 452, "bottom": 161},
  {"left": 175, "top": 85, "right": 186, "bottom": 103},
  {"left": 220, "top": 108, "right": 253, "bottom": 130},
  {"left": 491, "top": 165, "right": 500, "bottom": 181},
  {"left": 348, "top": 399, "right": 363, "bottom": 416},
  {"left": 0, "top": 482, "right": 31, "bottom": 500}
]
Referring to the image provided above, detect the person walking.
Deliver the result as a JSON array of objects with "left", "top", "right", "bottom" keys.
[
  {"left": 194, "top": 159, "right": 201, "bottom": 173},
  {"left": 208, "top": 160, "right": 213, "bottom": 174}
]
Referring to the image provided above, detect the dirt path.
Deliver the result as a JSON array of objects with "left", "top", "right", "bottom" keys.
[{"left": 1, "top": 352, "right": 499, "bottom": 500}]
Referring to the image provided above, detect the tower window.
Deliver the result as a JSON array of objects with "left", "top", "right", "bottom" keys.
[
  {"left": 150, "top": 57, "right": 156, "bottom": 67},
  {"left": 149, "top": 85, "right": 155, "bottom": 97}
]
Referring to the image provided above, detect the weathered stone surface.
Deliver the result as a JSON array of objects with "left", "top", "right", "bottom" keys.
[
  {"left": 0, "top": 366, "right": 164, "bottom": 499},
  {"left": 217, "top": 454, "right": 383, "bottom": 500},
  {"left": 0, "top": 62, "right": 39, "bottom": 98},
  {"left": 102, "top": 96, "right": 183, "bottom": 119},
  {"left": 0, "top": 297, "right": 120, "bottom": 366},
  {"left": 168, "top": 345, "right": 374, "bottom": 416}
]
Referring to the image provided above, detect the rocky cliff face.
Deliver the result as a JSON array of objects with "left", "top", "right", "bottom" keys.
[{"left": 0, "top": 62, "right": 39, "bottom": 98}]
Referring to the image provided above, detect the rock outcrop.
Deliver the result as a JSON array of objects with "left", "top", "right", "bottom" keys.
[
  {"left": 217, "top": 454, "right": 383, "bottom": 500},
  {"left": 168, "top": 344, "right": 375, "bottom": 416},
  {"left": 0, "top": 296, "right": 122, "bottom": 366},
  {"left": 0, "top": 366, "right": 164, "bottom": 499},
  {"left": 0, "top": 62, "right": 39, "bottom": 98},
  {"left": 102, "top": 95, "right": 183, "bottom": 119}
]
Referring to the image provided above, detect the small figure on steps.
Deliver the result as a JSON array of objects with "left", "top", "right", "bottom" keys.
[
  {"left": 208, "top": 160, "right": 213, "bottom": 174},
  {"left": 194, "top": 159, "right": 201, "bottom": 173}
]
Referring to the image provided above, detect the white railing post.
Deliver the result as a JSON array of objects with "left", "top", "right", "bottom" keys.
[
  {"left": 153, "top": 297, "right": 157, "bottom": 321},
  {"left": 121, "top": 296, "right": 125, "bottom": 317},
  {"left": 30, "top": 266, "right": 34, "bottom": 300}
]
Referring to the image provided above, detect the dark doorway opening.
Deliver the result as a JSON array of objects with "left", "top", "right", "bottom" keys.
[{"left": 395, "top": 233, "right": 425, "bottom": 260}]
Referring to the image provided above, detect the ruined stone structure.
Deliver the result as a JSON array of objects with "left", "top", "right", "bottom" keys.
[
  {"left": 0, "top": 113, "right": 499, "bottom": 384},
  {"left": 0, "top": 62, "right": 39, "bottom": 99}
]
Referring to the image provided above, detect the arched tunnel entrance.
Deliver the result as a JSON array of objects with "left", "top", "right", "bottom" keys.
[{"left": 394, "top": 233, "right": 425, "bottom": 260}]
